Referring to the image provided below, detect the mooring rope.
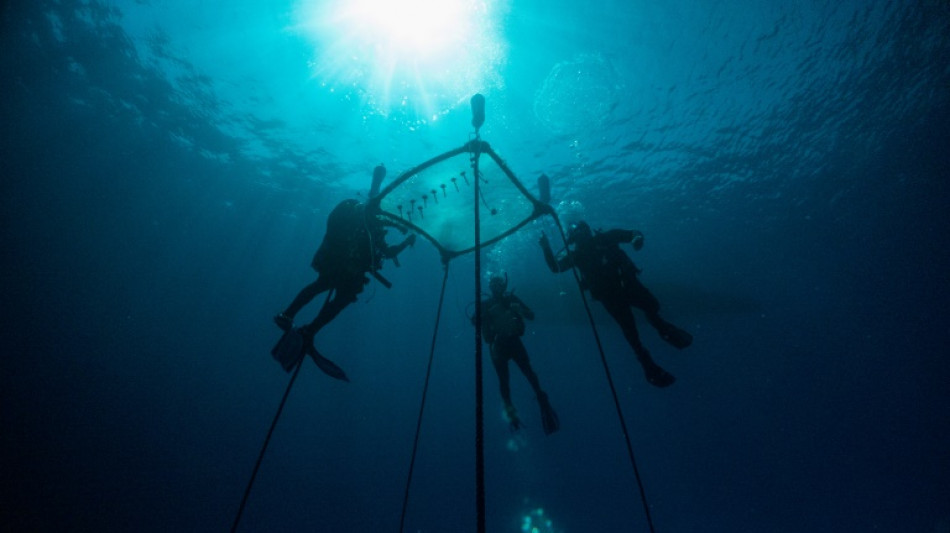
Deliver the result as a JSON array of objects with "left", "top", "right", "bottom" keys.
[
  {"left": 471, "top": 125, "right": 487, "bottom": 533},
  {"left": 231, "top": 290, "right": 336, "bottom": 532},
  {"left": 231, "top": 354, "right": 305, "bottom": 533},
  {"left": 553, "top": 221, "right": 657, "bottom": 533},
  {"left": 398, "top": 263, "right": 451, "bottom": 533}
]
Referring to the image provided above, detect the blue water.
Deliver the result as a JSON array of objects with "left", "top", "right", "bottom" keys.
[{"left": 2, "top": 1, "right": 949, "bottom": 531}]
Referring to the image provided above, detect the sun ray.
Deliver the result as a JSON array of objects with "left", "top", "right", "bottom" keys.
[{"left": 292, "top": 0, "right": 507, "bottom": 123}]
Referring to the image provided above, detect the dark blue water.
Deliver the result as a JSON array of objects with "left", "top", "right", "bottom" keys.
[{"left": 2, "top": 1, "right": 949, "bottom": 531}]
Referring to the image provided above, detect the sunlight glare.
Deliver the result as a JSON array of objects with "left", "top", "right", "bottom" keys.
[
  {"left": 352, "top": 0, "right": 466, "bottom": 58},
  {"left": 294, "top": 0, "right": 506, "bottom": 124}
]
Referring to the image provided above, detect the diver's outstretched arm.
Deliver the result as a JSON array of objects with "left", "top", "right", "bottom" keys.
[
  {"left": 604, "top": 229, "right": 644, "bottom": 250},
  {"left": 381, "top": 233, "right": 417, "bottom": 259}
]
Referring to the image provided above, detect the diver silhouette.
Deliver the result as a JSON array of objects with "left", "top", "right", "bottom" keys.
[
  {"left": 272, "top": 165, "right": 416, "bottom": 373},
  {"left": 539, "top": 221, "right": 692, "bottom": 387},
  {"left": 477, "top": 274, "right": 559, "bottom": 434}
]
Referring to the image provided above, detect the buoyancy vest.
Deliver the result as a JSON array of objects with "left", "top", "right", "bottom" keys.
[
  {"left": 481, "top": 294, "right": 526, "bottom": 343},
  {"left": 574, "top": 233, "right": 641, "bottom": 300},
  {"left": 311, "top": 199, "right": 381, "bottom": 277}
]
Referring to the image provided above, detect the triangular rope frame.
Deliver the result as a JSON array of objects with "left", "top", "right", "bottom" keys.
[
  {"left": 233, "top": 98, "right": 657, "bottom": 533},
  {"left": 366, "top": 139, "right": 556, "bottom": 264}
]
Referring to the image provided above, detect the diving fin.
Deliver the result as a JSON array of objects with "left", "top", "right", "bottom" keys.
[
  {"left": 271, "top": 328, "right": 349, "bottom": 381},
  {"left": 271, "top": 328, "right": 304, "bottom": 372},
  {"left": 643, "top": 362, "right": 676, "bottom": 388},
  {"left": 537, "top": 392, "right": 560, "bottom": 436},
  {"left": 307, "top": 345, "right": 350, "bottom": 382},
  {"left": 660, "top": 325, "right": 693, "bottom": 349}
]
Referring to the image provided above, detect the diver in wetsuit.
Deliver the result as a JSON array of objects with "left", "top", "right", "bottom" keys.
[
  {"left": 539, "top": 221, "right": 692, "bottom": 388},
  {"left": 273, "top": 165, "right": 416, "bottom": 368},
  {"left": 478, "top": 274, "right": 559, "bottom": 435}
]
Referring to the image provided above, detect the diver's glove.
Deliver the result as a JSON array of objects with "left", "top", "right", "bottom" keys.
[
  {"left": 390, "top": 233, "right": 416, "bottom": 260},
  {"left": 538, "top": 232, "right": 550, "bottom": 250},
  {"left": 631, "top": 230, "right": 644, "bottom": 251}
]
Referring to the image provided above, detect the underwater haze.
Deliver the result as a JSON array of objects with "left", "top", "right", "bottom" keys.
[{"left": 2, "top": 0, "right": 949, "bottom": 531}]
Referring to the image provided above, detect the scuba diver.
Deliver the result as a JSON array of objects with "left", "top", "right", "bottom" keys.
[
  {"left": 477, "top": 274, "right": 559, "bottom": 435},
  {"left": 539, "top": 221, "right": 692, "bottom": 388},
  {"left": 271, "top": 165, "right": 416, "bottom": 377}
]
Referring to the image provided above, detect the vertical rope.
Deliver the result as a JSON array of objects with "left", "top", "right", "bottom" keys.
[
  {"left": 231, "top": 356, "right": 305, "bottom": 533},
  {"left": 472, "top": 139, "right": 486, "bottom": 533},
  {"left": 553, "top": 222, "right": 657, "bottom": 533},
  {"left": 398, "top": 263, "right": 451, "bottom": 533}
]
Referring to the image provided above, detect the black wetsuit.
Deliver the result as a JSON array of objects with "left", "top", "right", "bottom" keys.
[
  {"left": 283, "top": 199, "right": 413, "bottom": 336},
  {"left": 541, "top": 228, "right": 688, "bottom": 387},
  {"left": 481, "top": 292, "right": 543, "bottom": 411}
]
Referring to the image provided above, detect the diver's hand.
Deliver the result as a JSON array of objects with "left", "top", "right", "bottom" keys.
[
  {"left": 631, "top": 230, "right": 644, "bottom": 251},
  {"left": 539, "top": 232, "right": 550, "bottom": 249},
  {"left": 405, "top": 233, "right": 417, "bottom": 247}
]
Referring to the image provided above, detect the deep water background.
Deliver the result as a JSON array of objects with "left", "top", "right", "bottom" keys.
[{"left": 2, "top": 1, "right": 949, "bottom": 532}]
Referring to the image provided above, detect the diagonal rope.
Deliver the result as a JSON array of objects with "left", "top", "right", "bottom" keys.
[
  {"left": 552, "top": 221, "right": 657, "bottom": 533},
  {"left": 232, "top": 290, "right": 334, "bottom": 532},
  {"left": 231, "top": 355, "right": 305, "bottom": 533},
  {"left": 398, "top": 262, "right": 451, "bottom": 533}
]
